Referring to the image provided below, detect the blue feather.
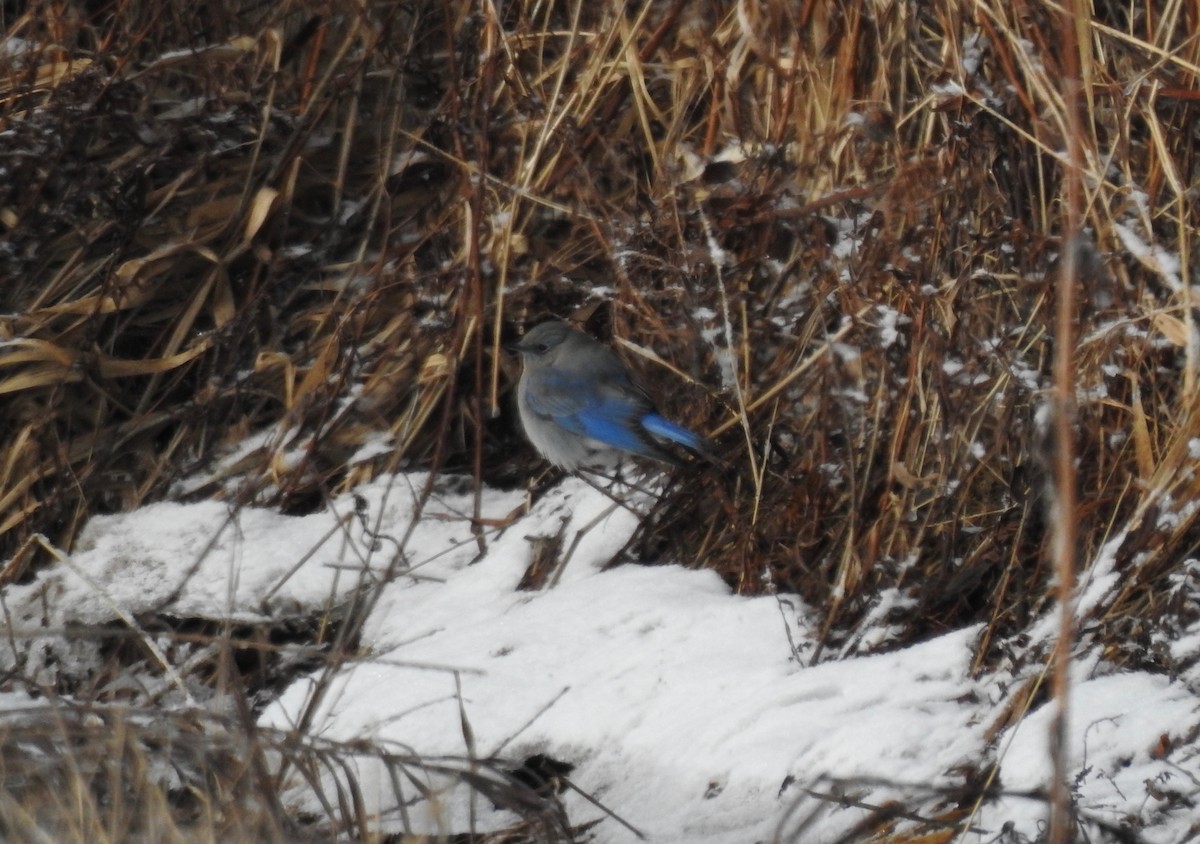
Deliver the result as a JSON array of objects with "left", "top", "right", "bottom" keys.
[
  {"left": 641, "top": 413, "right": 708, "bottom": 452},
  {"left": 513, "top": 320, "right": 714, "bottom": 468}
]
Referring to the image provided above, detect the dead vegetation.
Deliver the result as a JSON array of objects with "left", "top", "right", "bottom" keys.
[
  {"left": 0, "top": 704, "right": 586, "bottom": 843},
  {"left": 2, "top": 0, "right": 1200, "bottom": 840}
]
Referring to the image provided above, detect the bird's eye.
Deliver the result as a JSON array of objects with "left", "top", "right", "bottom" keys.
[{"left": 535, "top": 343, "right": 550, "bottom": 353}]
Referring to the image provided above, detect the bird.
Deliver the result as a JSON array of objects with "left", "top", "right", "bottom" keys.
[{"left": 510, "top": 320, "right": 713, "bottom": 471}]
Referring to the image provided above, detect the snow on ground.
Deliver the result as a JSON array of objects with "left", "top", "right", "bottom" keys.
[{"left": 4, "top": 472, "right": 1200, "bottom": 842}]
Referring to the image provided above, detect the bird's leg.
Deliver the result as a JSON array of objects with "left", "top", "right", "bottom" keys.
[
  {"left": 576, "top": 468, "right": 654, "bottom": 516},
  {"left": 577, "top": 465, "right": 666, "bottom": 509}
]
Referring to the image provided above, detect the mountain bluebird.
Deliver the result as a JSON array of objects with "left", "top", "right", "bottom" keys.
[{"left": 511, "top": 320, "right": 712, "bottom": 470}]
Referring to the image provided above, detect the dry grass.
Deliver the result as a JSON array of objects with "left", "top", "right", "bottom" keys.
[
  {"left": 2, "top": 0, "right": 1200, "bottom": 839},
  {"left": 0, "top": 704, "right": 585, "bottom": 843}
]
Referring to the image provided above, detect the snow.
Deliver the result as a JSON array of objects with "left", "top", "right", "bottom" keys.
[
  {"left": 1113, "top": 222, "right": 1183, "bottom": 292},
  {"left": 6, "top": 499, "right": 343, "bottom": 628},
  {"left": 875, "top": 305, "right": 907, "bottom": 349},
  {"left": 986, "top": 670, "right": 1200, "bottom": 842},
  {"left": 3, "top": 472, "right": 1199, "bottom": 842}
]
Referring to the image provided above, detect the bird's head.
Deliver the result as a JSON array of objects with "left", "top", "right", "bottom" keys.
[{"left": 508, "top": 321, "right": 581, "bottom": 366}]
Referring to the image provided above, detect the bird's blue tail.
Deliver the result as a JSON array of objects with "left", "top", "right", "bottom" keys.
[{"left": 642, "top": 414, "right": 712, "bottom": 456}]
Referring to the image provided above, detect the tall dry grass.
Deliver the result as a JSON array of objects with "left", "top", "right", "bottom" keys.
[{"left": 2, "top": 0, "right": 1199, "bottom": 839}]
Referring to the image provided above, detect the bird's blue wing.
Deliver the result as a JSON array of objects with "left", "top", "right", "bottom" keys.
[
  {"left": 523, "top": 350, "right": 711, "bottom": 465},
  {"left": 523, "top": 368, "right": 664, "bottom": 457}
]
